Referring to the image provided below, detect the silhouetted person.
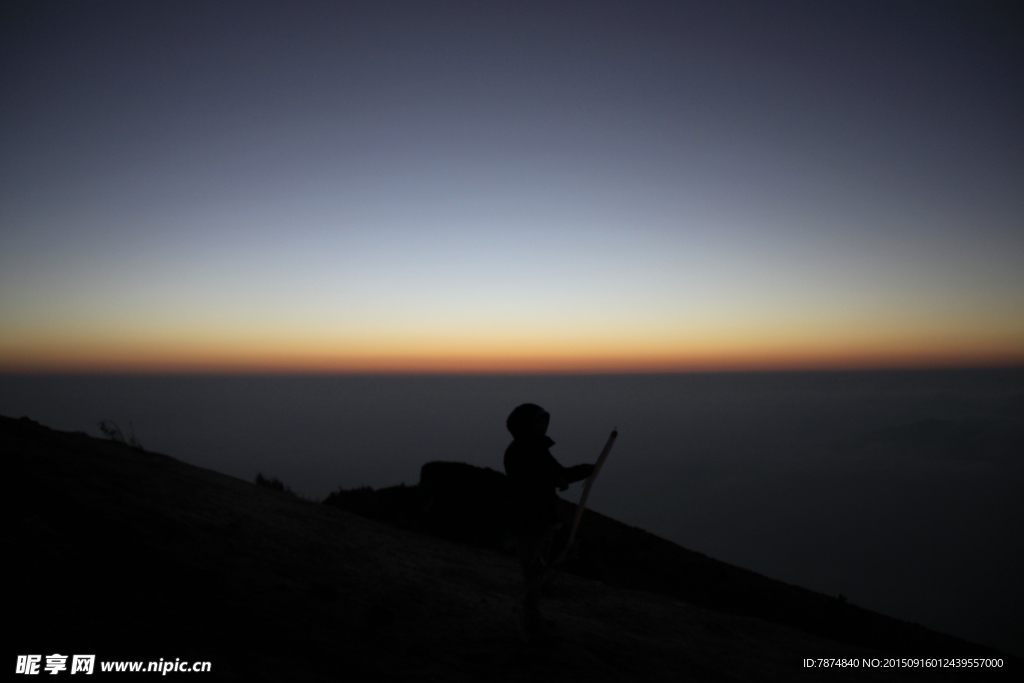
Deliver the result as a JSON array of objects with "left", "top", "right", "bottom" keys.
[{"left": 503, "top": 403, "right": 593, "bottom": 635}]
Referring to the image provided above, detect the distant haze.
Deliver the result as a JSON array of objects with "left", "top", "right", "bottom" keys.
[{"left": 1, "top": 2, "right": 1022, "bottom": 372}]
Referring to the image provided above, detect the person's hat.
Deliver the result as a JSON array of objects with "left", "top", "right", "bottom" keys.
[{"left": 506, "top": 403, "right": 549, "bottom": 438}]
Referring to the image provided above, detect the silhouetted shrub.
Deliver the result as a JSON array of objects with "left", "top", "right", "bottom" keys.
[
  {"left": 98, "top": 419, "right": 143, "bottom": 450},
  {"left": 323, "top": 486, "right": 386, "bottom": 518},
  {"left": 255, "top": 472, "right": 294, "bottom": 495}
]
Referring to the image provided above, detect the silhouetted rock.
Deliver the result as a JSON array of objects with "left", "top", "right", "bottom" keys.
[
  {"left": 324, "top": 461, "right": 512, "bottom": 550},
  {"left": 419, "top": 461, "right": 510, "bottom": 547}
]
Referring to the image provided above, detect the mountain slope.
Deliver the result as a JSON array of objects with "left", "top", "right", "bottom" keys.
[{"left": 7, "top": 416, "right": 1011, "bottom": 681}]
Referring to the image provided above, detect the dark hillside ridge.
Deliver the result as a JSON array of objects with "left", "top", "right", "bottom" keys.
[
  {"left": 9, "top": 415, "right": 1015, "bottom": 681},
  {"left": 326, "top": 462, "right": 1006, "bottom": 658}
]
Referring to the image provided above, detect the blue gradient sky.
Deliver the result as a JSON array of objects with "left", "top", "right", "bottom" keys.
[{"left": 2, "top": 1, "right": 1022, "bottom": 371}]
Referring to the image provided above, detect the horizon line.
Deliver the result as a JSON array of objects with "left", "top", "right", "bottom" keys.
[{"left": 3, "top": 360, "right": 1022, "bottom": 377}]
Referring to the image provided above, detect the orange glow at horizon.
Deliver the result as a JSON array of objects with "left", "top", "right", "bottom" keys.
[{"left": 4, "top": 333, "right": 1022, "bottom": 374}]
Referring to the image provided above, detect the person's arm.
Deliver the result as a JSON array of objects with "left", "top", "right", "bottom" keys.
[
  {"left": 566, "top": 463, "right": 595, "bottom": 483},
  {"left": 551, "top": 459, "right": 594, "bottom": 490}
]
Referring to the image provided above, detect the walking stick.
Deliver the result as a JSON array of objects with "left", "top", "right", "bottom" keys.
[
  {"left": 551, "top": 428, "right": 617, "bottom": 567},
  {"left": 515, "top": 428, "right": 618, "bottom": 637}
]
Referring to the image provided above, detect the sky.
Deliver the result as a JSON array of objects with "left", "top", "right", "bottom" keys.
[{"left": 2, "top": 0, "right": 1022, "bottom": 373}]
